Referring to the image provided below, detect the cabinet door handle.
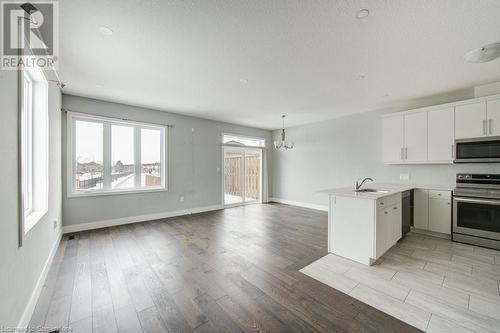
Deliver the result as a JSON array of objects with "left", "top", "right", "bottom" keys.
[
  {"left": 384, "top": 211, "right": 388, "bottom": 215},
  {"left": 400, "top": 147, "right": 404, "bottom": 160},
  {"left": 483, "top": 120, "right": 487, "bottom": 135},
  {"left": 404, "top": 147, "right": 408, "bottom": 160},
  {"left": 451, "top": 144, "right": 454, "bottom": 159},
  {"left": 393, "top": 206, "right": 398, "bottom": 210},
  {"left": 489, "top": 119, "right": 494, "bottom": 135}
]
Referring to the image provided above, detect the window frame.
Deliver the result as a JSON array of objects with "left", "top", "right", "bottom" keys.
[
  {"left": 222, "top": 133, "right": 266, "bottom": 148},
  {"left": 21, "top": 71, "right": 34, "bottom": 216},
  {"left": 67, "top": 112, "right": 167, "bottom": 198},
  {"left": 19, "top": 64, "right": 49, "bottom": 236}
]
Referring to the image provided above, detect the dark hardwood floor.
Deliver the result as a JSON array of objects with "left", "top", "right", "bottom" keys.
[{"left": 29, "top": 203, "right": 421, "bottom": 332}]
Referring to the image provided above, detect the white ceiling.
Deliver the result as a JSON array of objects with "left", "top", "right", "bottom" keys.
[{"left": 59, "top": 0, "right": 500, "bottom": 130}]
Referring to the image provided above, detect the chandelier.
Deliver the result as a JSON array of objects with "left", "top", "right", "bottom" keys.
[{"left": 274, "top": 115, "right": 294, "bottom": 150}]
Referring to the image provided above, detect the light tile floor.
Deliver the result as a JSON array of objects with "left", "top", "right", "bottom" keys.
[{"left": 300, "top": 232, "right": 500, "bottom": 333}]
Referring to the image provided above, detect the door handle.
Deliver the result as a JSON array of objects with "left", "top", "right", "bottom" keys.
[{"left": 483, "top": 120, "right": 487, "bottom": 135}]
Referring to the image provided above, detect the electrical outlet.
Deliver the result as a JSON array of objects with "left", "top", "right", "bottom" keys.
[
  {"left": 400, "top": 173, "right": 410, "bottom": 180},
  {"left": 180, "top": 196, "right": 185, "bottom": 202},
  {"left": 53, "top": 220, "right": 58, "bottom": 229}
]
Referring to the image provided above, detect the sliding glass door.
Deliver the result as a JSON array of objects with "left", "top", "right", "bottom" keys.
[{"left": 223, "top": 147, "right": 261, "bottom": 206}]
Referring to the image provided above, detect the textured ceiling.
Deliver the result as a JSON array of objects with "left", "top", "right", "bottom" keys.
[{"left": 59, "top": 0, "right": 500, "bottom": 129}]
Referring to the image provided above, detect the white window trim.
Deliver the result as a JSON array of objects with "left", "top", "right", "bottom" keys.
[
  {"left": 222, "top": 132, "right": 266, "bottom": 148},
  {"left": 21, "top": 65, "right": 49, "bottom": 234},
  {"left": 67, "top": 112, "right": 167, "bottom": 198},
  {"left": 22, "top": 71, "right": 33, "bottom": 217}
]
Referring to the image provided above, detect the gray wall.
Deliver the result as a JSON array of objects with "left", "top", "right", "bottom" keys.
[
  {"left": 62, "top": 95, "right": 272, "bottom": 226},
  {"left": 271, "top": 104, "right": 500, "bottom": 209},
  {"left": 0, "top": 71, "right": 62, "bottom": 326}
]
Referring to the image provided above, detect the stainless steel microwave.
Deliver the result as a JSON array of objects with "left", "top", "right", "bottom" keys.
[{"left": 454, "top": 137, "right": 500, "bottom": 163}]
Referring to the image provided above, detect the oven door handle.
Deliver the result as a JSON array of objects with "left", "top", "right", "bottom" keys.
[{"left": 454, "top": 197, "right": 500, "bottom": 206}]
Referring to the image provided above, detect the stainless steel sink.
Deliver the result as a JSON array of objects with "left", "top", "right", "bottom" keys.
[{"left": 354, "top": 189, "right": 390, "bottom": 194}]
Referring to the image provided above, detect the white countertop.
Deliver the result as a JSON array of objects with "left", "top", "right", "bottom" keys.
[{"left": 317, "top": 183, "right": 453, "bottom": 200}]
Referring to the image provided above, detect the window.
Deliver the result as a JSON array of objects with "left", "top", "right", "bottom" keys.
[
  {"left": 20, "top": 66, "right": 49, "bottom": 233},
  {"left": 68, "top": 113, "right": 166, "bottom": 196},
  {"left": 223, "top": 134, "right": 265, "bottom": 147}
]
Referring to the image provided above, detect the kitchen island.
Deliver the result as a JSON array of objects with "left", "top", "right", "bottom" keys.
[{"left": 318, "top": 183, "right": 451, "bottom": 265}]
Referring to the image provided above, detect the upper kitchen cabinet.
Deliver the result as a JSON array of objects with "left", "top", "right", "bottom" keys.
[
  {"left": 487, "top": 99, "right": 500, "bottom": 137},
  {"left": 455, "top": 102, "right": 487, "bottom": 139},
  {"left": 404, "top": 112, "right": 427, "bottom": 162},
  {"left": 382, "top": 115, "right": 404, "bottom": 163},
  {"left": 428, "top": 108, "right": 454, "bottom": 162},
  {"left": 382, "top": 94, "right": 500, "bottom": 164}
]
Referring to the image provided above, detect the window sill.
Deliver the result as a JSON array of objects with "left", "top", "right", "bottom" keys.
[
  {"left": 25, "top": 210, "right": 48, "bottom": 233},
  {"left": 68, "top": 186, "right": 168, "bottom": 198}
]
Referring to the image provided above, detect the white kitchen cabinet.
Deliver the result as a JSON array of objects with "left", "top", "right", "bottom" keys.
[
  {"left": 390, "top": 204, "right": 402, "bottom": 244},
  {"left": 404, "top": 112, "right": 428, "bottom": 162},
  {"left": 382, "top": 94, "right": 500, "bottom": 164},
  {"left": 412, "top": 189, "right": 451, "bottom": 235},
  {"left": 428, "top": 108, "right": 454, "bottom": 162},
  {"left": 455, "top": 102, "right": 487, "bottom": 139},
  {"left": 413, "top": 189, "right": 429, "bottom": 230},
  {"left": 487, "top": 99, "right": 500, "bottom": 136},
  {"left": 329, "top": 192, "right": 402, "bottom": 265},
  {"left": 429, "top": 197, "right": 452, "bottom": 234},
  {"left": 375, "top": 196, "right": 401, "bottom": 258},
  {"left": 382, "top": 108, "right": 453, "bottom": 164},
  {"left": 382, "top": 115, "right": 404, "bottom": 163},
  {"left": 376, "top": 208, "right": 389, "bottom": 257}
]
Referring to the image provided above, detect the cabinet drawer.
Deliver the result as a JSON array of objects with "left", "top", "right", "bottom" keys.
[
  {"left": 428, "top": 190, "right": 451, "bottom": 199},
  {"left": 377, "top": 193, "right": 400, "bottom": 210}
]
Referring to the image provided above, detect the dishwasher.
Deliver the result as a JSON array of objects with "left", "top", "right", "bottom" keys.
[{"left": 401, "top": 190, "right": 412, "bottom": 237}]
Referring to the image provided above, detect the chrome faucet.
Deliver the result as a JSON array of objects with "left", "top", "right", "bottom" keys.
[{"left": 355, "top": 177, "right": 373, "bottom": 191}]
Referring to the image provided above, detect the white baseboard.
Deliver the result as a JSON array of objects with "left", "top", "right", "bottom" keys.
[
  {"left": 62, "top": 204, "right": 224, "bottom": 234},
  {"left": 17, "top": 230, "right": 62, "bottom": 329},
  {"left": 269, "top": 197, "right": 328, "bottom": 212}
]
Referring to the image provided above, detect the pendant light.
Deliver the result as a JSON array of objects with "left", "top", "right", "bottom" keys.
[{"left": 274, "top": 115, "right": 294, "bottom": 150}]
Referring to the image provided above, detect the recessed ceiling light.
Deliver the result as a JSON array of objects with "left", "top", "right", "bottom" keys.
[
  {"left": 98, "top": 25, "right": 114, "bottom": 36},
  {"left": 464, "top": 43, "right": 500, "bottom": 63},
  {"left": 356, "top": 9, "right": 370, "bottom": 19},
  {"left": 239, "top": 78, "right": 248, "bottom": 84}
]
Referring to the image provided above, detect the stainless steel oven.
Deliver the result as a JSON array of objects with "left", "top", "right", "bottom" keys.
[
  {"left": 453, "top": 174, "right": 500, "bottom": 250},
  {"left": 454, "top": 137, "right": 500, "bottom": 163}
]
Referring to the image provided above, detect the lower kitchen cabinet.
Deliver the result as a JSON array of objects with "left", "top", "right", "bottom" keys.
[
  {"left": 376, "top": 200, "right": 402, "bottom": 258},
  {"left": 412, "top": 189, "right": 451, "bottom": 235},
  {"left": 429, "top": 197, "right": 452, "bottom": 234}
]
